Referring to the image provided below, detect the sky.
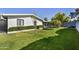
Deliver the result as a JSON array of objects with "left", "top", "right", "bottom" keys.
[{"left": 0, "top": 8, "right": 75, "bottom": 20}]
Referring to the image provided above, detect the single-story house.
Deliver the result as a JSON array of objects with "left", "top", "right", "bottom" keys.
[{"left": 0, "top": 14, "right": 43, "bottom": 33}]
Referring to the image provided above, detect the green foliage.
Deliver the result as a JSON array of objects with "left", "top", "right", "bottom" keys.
[
  {"left": 51, "top": 20, "right": 62, "bottom": 27},
  {"left": 36, "top": 25, "right": 43, "bottom": 29},
  {"left": 44, "top": 17, "right": 48, "bottom": 21},
  {"left": 63, "top": 16, "right": 71, "bottom": 22},
  {"left": 8, "top": 25, "right": 43, "bottom": 31},
  {"left": 8, "top": 26, "right": 34, "bottom": 31},
  {"left": 51, "top": 12, "right": 71, "bottom": 27},
  {"left": 54, "top": 12, "right": 70, "bottom": 23},
  {"left": 53, "top": 12, "right": 65, "bottom": 22}
]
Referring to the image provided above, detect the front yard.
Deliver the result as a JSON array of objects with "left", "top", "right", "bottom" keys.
[{"left": 0, "top": 27, "right": 79, "bottom": 50}]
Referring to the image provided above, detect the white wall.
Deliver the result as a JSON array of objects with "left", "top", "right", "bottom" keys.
[
  {"left": 24, "top": 17, "right": 34, "bottom": 26},
  {"left": 8, "top": 16, "right": 43, "bottom": 29},
  {"left": 8, "top": 17, "right": 17, "bottom": 29},
  {"left": 36, "top": 19, "right": 43, "bottom": 25},
  {"left": 76, "top": 21, "right": 79, "bottom": 32}
]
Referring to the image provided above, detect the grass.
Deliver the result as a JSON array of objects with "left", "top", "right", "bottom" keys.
[{"left": 0, "top": 27, "right": 79, "bottom": 50}]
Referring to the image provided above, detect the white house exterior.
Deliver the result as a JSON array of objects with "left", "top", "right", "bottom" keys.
[
  {"left": 0, "top": 14, "right": 43, "bottom": 33},
  {"left": 75, "top": 15, "right": 79, "bottom": 32}
]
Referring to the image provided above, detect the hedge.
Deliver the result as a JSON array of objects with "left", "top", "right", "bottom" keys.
[{"left": 8, "top": 25, "right": 43, "bottom": 32}]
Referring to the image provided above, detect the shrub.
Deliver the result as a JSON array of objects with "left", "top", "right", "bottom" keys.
[
  {"left": 8, "top": 25, "right": 43, "bottom": 32},
  {"left": 69, "top": 26, "right": 75, "bottom": 28},
  {"left": 51, "top": 20, "right": 62, "bottom": 27},
  {"left": 37, "top": 25, "right": 43, "bottom": 29},
  {"left": 37, "top": 26, "right": 39, "bottom": 29}
]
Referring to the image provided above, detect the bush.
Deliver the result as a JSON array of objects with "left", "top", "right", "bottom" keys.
[
  {"left": 69, "top": 26, "right": 75, "bottom": 28},
  {"left": 8, "top": 25, "right": 43, "bottom": 31},
  {"left": 51, "top": 20, "right": 62, "bottom": 27},
  {"left": 37, "top": 26, "right": 39, "bottom": 29},
  {"left": 37, "top": 25, "right": 43, "bottom": 29}
]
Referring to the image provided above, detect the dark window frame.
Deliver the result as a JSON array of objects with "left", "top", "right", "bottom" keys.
[{"left": 17, "top": 19, "right": 24, "bottom": 26}]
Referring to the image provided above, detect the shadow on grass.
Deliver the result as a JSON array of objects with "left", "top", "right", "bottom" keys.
[{"left": 21, "top": 28, "right": 79, "bottom": 50}]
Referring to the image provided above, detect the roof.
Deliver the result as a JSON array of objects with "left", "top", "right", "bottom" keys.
[
  {"left": 1, "top": 14, "right": 43, "bottom": 22},
  {"left": 2, "top": 14, "right": 35, "bottom": 16}
]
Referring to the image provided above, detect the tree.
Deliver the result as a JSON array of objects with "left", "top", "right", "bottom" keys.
[
  {"left": 44, "top": 17, "right": 48, "bottom": 21},
  {"left": 51, "top": 17, "right": 54, "bottom": 21},
  {"left": 54, "top": 12, "right": 70, "bottom": 23},
  {"left": 53, "top": 12, "right": 65, "bottom": 23},
  {"left": 63, "top": 16, "right": 71, "bottom": 22},
  {"left": 51, "top": 19, "right": 62, "bottom": 27},
  {"left": 51, "top": 12, "right": 70, "bottom": 27}
]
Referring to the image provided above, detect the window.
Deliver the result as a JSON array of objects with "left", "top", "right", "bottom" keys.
[
  {"left": 34, "top": 20, "right": 37, "bottom": 26},
  {"left": 17, "top": 19, "right": 24, "bottom": 26}
]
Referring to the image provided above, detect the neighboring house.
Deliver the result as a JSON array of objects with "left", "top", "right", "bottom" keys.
[{"left": 0, "top": 14, "right": 43, "bottom": 33}]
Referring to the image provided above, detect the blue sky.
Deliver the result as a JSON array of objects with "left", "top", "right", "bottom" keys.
[{"left": 0, "top": 8, "right": 75, "bottom": 20}]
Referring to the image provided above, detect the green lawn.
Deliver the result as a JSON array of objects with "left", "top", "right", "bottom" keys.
[{"left": 0, "top": 27, "right": 79, "bottom": 50}]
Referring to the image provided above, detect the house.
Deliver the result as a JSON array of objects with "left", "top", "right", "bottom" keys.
[{"left": 0, "top": 14, "right": 43, "bottom": 33}]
